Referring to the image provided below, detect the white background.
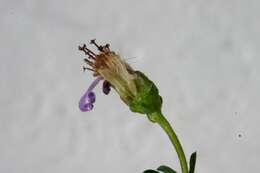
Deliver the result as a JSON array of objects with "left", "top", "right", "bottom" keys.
[{"left": 0, "top": 0, "right": 259, "bottom": 172}]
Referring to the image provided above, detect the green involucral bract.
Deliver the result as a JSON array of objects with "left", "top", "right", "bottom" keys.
[{"left": 129, "top": 71, "right": 162, "bottom": 116}]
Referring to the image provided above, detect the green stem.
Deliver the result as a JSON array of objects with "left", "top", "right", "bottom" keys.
[{"left": 148, "top": 112, "right": 189, "bottom": 173}]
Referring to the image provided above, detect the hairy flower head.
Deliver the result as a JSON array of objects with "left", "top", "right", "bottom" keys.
[{"left": 78, "top": 39, "right": 162, "bottom": 115}]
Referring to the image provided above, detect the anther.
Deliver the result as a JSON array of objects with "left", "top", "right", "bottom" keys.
[
  {"left": 104, "top": 44, "right": 110, "bottom": 51},
  {"left": 78, "top": 44, "right": 85, "bottom": 51},
  {"left": 83, "top": 66, "right": 87, "bottom": 72},
  {"left": 90, "top": 39, "right": 103, "bottom": 52},
  {"left": 78, "top": 44, "right": 96, "bottom": 59}
]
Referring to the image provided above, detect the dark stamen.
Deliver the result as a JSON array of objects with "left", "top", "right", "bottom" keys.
[
  {"left": 78, "top": 44, "right": 96, "bottom": 59},
  {"left": 84, "top": 58, "right": 95, "bottom": 67},
  {"left": 86, "top": 67, "right": 95, "bottom": 72},
  {"left": 83, "top": 66, "right": 94, "bottom": 72},
  {"left": 104, "top": 44, "right": 110, "bottom": 51},
  {"left": 90, "top": 39, "right": 103, "bottom": 52},
  {"left": 102, "top": 80, "right": 111, "bottom": 95},
  {"left": 83, "top": 44, "right": 97, "bottom": 56}
]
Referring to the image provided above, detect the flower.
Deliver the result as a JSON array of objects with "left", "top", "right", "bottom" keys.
[
  {"left": 78, "top": 39, "right": 162, "bottom": 115},
  {"left": 78, "top": 76, "right": 100, "bottom": 111},
  {"left": 78, "top": 41, "right": 194, "bottom": 173}
]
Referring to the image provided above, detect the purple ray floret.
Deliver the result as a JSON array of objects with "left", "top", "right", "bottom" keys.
[{"left": 79, "top": 77, "right": 102, "bottom": 112}]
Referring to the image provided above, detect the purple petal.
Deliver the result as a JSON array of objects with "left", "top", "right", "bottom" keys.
[
  {"left": 87, "top": 91, "right": 96, "bottom": 103},
  {"left": 79, "top": 91, "right": 96, "bottom": 111},
  {"left": 102, "top": 80, "right": 111, "bottom": 95},
  {"left": 87, "top": 76, "right": 103, "bottom": 92},
  {"left": 79, "top": 102, "right": 94, "bottom": 112},
  {"left": 79, "top": 77, "right": 103, "bottom": 112}
]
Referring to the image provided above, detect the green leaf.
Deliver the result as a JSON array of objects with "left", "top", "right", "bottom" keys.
[
  {"left": 189, "top": 152, "right": 197, "bottom": 173},
  {"left": 143, "top": 169, "right": 160, "bottom": 173},
  {"left": 157, "top": 165, "right": 177, "bottom": 173}
]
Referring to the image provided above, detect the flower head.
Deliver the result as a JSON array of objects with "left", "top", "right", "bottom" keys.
[{"left": 78, "top": 39, "right": 162, "bottom": 115}]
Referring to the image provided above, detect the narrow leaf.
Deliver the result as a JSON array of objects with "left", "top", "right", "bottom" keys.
[
  {"left": 189, "top": 152, "right": 197, "bottom": 173},
  {"left": 157, "top": 165, "right": 177, "bottom": 173},
  {"left": 143, "top": 169, "right": 160, "bottom": 173}
]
